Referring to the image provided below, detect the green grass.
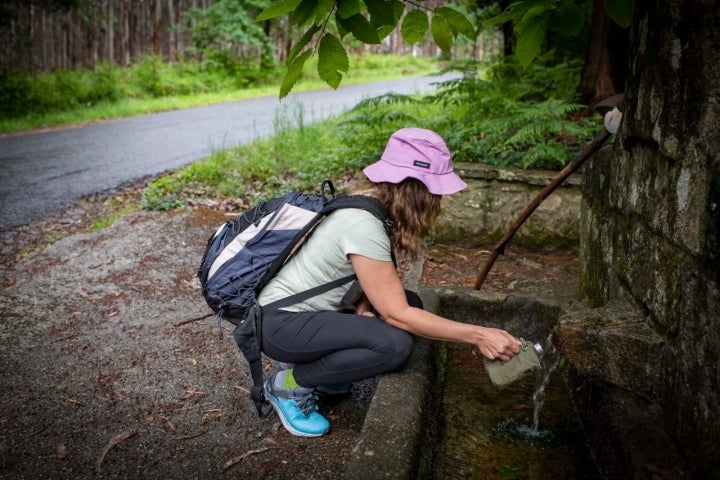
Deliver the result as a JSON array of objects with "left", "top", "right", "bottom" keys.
[
  {"left": 138, "top": 95, "right": 449, "bottom": 210},
  {"left": 90, "top": 205, "right": 138, "bottom": 230},
  {"left": 138, "top": 57, "right": 599, "bottom": 212},
  {"left": 0, "top": 55, "right": 439, "bottom": 134}
]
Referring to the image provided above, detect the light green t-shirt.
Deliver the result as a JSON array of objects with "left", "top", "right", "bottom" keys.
[{"left": 257, "top": 208, "right": 392, "bottom": 312}]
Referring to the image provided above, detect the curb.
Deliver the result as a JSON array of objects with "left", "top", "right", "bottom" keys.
[{"left": 343, "top": 256, "right": 439, "bottom": 480}]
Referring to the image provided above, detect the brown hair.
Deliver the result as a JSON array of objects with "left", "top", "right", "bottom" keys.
[{"left": 349, "top": 177, "right": 442, "bottom": 259}]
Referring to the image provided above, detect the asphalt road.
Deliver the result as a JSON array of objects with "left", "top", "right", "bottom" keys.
[{"left": 0, "top": 73, "right": 457, "bottom": 231}]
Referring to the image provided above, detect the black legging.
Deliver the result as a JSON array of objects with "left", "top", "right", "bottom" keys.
[{"left": 261, "top": 290, "right": 422, "bottom": 388}]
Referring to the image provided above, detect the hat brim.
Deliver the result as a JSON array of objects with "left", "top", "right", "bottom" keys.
[{"left": 363, "top": 160, "right": 467, "bottom": 196}]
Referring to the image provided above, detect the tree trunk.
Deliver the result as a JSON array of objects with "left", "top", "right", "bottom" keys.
[
  {"left": 132, "top": 6, "right": 140, "bottom": 61},
  {"left": 500, "top": 0, "right": 514, "bottom": 56},
  {"left": 108, "top": 1, "right": 114, "bottom": 64},
  {"left": 41, "top": 9, "right": 48, "bottom": 71},
  {"left": 153, "top": 0, "right": 161, "bottom": 55},
  {"left": 123, "top": 0, "right": 130, "bottom": 65},
  {"left": 91, "top": 4, "right": 98, "bottom": 65},
  {"left": 168, "top": 0, "right": 176, "bottom": 61},
  {"left": 577, "top": 0, "right": 629, "bottom": 106}
]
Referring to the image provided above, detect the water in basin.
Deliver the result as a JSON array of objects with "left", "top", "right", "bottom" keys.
[{"left": 428, "top": 290, "right": 599, "bottom": 480}]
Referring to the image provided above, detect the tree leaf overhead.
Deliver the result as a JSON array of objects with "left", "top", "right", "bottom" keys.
[
  {"left": 401, "top": 9, "right": 429, "bottom": 45},
  {"left": 280, "top": 49, "right": 312, "bottom": 98},
  {"left": 256, "top": 0, "right": 302, "bottom": 21},
  {"left": 318, "top": 33, "right": 349, "bottom": 89},
  {"left": 431, "top": 14, "right": 452, "bottom": 54}
]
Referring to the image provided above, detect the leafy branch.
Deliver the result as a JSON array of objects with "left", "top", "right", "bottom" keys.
[
  {"left": 485, "top": 0, "right": 635, "bottom": 67},
  {"left": 256, "top": 0, "right": 476, "bottom": 97}
]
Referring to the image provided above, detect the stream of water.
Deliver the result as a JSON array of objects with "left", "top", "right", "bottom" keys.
[
  {"left": 531, "top": 333, "right": 561, "bottom": 434},
  {"left": 433, "top": 334, "right": 599, "bottom": 480}
]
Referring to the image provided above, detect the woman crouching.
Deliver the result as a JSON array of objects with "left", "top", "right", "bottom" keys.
[{"left": 257, "top": 127, "right": 520, "bottom": 437}]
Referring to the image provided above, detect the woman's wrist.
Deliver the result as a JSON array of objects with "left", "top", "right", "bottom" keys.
[{"left": 469, "top": 325, "right": 489, "bottom": 344}]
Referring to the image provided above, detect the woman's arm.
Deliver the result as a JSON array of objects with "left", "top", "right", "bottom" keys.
[{"left": 350, "top": 254, "right": 521, "bottom": 361}]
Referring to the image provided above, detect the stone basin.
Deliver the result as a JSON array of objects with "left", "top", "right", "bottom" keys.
[
  {"left": 342, "top": 286, "right": 688, "bottom": 479},
  {"left": 343, "top": 287, "right": 597, "bottom": 479}
]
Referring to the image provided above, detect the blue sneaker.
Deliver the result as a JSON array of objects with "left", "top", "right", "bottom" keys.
[{"left": 264, "top": 373, "right": 330, "bottom": 437}]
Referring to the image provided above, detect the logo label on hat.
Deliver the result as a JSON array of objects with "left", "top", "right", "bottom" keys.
[{"left": 413, "top": 160, "right": 431, "bottom": 169}]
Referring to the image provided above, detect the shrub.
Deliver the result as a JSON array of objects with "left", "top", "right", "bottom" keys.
[
  {"left": 0, "top": 72, "right": 34, "bottom": 117},
  {"left": 133, "top": 56, "right": 171, "bottom": 97},
  {"left": 87, "top": 62, "right": 122, "bottom": 103}
]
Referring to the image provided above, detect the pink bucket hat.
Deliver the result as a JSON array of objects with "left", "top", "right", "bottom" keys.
[{"left": 363, "top": 128, "right": 467, "bottom": 195}]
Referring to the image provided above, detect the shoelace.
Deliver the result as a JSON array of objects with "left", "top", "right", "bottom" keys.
[{"left": 294, "top": 390, "right": 320, "bottom": 416}]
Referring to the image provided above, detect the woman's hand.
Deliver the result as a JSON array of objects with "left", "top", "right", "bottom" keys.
[
  {"left": 354, "top": 294, "right": 376, "bottom": 317},
  {"left": 476, "top": 327, "right": 521, "bottom": 362}
]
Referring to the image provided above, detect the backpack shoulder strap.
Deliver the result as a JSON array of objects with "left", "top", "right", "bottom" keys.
[
  {"left": 322, "top": 194, "right": 395, "bottom": 235},
  {"left": 330, "top": 194, "right": 397, "bottom": 266}
]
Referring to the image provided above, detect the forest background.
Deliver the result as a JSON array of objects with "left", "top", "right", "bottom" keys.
[{"left": 0, "top": 0, "right": 631, "bottom": 214}]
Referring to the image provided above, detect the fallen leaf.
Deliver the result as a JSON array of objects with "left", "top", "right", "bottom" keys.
[
  {"left": 164, "top": 419, "right": 176, "bottom": 432},
  {"left": 233, "top": 385, "right": 251, "bottom": 395},
  {"left": 181, "top": 389, "right": 207, "bottom": 399},
  {"left": 54, "top": 442, "right": 68, "bottom": 459},
  {"left": 95, "top": 430, "right": 137, "bottom": 471},
  {"left": 222, "top": 446, "right": 278, "bottom": 471}
]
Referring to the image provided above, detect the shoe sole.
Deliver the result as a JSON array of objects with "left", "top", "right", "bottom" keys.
[{"left": 265, "top": 385, "right": 329, "bottom": 438}]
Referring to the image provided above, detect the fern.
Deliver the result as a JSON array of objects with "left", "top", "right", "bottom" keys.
[
  {"left": 412, "top": 56, "right": 597, "bottom": 170},
  {"left": 337, "top": 95, "right": 422, "bottom": 137},
  {"left": 349, "top": 93, "right": 420, "bottom": 111},
  {"left": 442, "top": 96, "right": 594, "bottom": 169}
]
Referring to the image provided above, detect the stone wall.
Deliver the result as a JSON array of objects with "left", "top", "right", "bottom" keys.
[
  {"left": 569, "top": 0, "right": 720, "bottom": 477},
  {"left": 435, "top": 163, "right": 582, "bottom": 249}
]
